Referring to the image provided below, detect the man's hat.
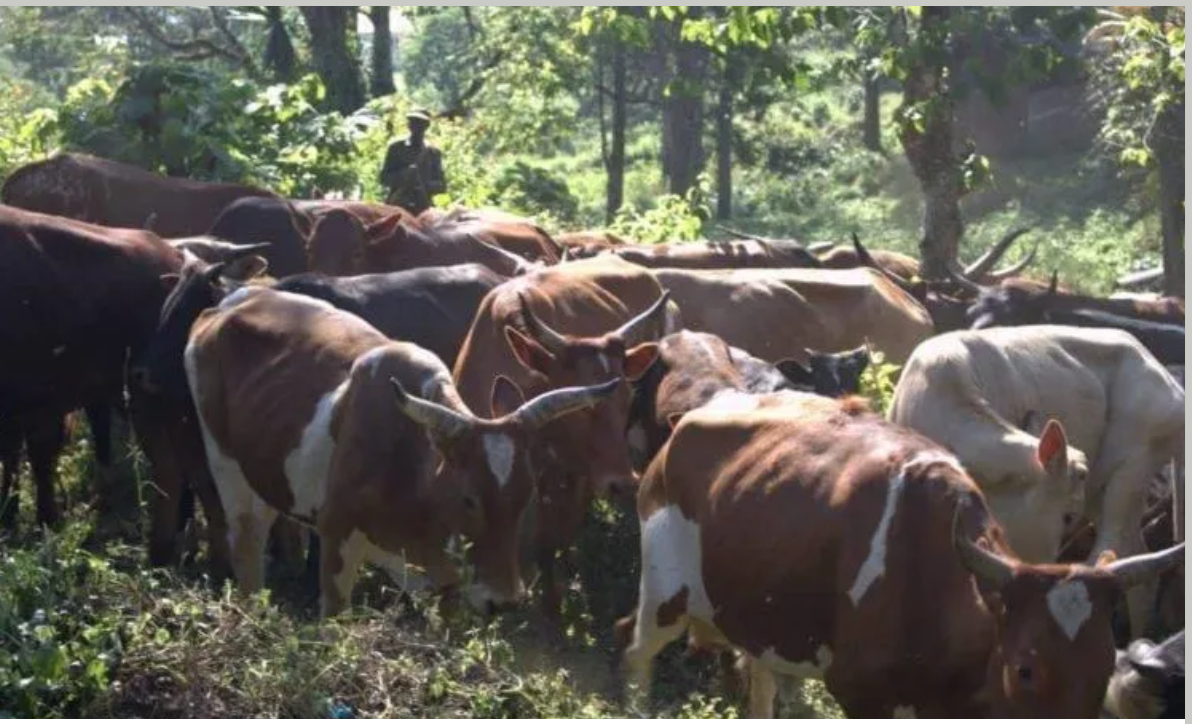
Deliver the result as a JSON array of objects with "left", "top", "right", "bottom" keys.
[{"left": 406, "top": 108, "right": 432, "bottom": 123}]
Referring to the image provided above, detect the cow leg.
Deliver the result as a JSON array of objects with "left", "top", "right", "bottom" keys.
[
  {"left": 228, "top": 505, "right": 276, "bottom": 594},
  {"left": 745, "top": 655, "right": 778, "bottom": 719},
  {"left": 269, "top": 517, "right": 307, "bottom": 577},
  {"left": 25, "top": 411, "right": 65, "bottom": 527},
  {"left": 0, "top": 416, "right": 23, "bottom": 527},
  {"left": 85, "top": 402, "right": 116, "bottom": 511},
  {"left": 1090, "top": 481, "right": 1153, "bottom": 639},
  {"left": 319, "top": 527, "right": 368, "bottom": 618}
]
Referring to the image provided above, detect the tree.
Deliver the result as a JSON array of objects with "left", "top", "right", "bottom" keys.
[
  {"left": 261, "top": 6, "right": 297, "bottom": 81},
  {"left": 299, "top": 7, "right": 366, "bottom": 114},
  {"left": 1087, "top": 7, "right": 1185, "bottom": 297},
  {"left": 368, "top": 6, "right": 396, "bottom": 97}
]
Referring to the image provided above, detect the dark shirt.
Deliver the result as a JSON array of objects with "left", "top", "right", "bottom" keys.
[{"left": 380, "top": 137, "right": 446, "bottom": 214}]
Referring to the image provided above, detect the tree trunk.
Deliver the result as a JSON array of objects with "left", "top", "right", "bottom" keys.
[
  {"left": 715, "top": 55, "right": 734, "bottom": 220},
  {"left": 299, "top": 7, "right": 365, "bottom": 114},
  {"left": 898, "top": 6, "right": 963, "bottom": 280},
  {"left": 660, "top": 19, "right": 708, "bottom": 197},
  {"left": 368, "top": 6, "right": 396, "bottom": 97},
  {"left": 1156, "top": 101, "right": 1184, "bottom": 297},
  {"left": 606, "top": 41, "right": 627, "bottom": 223},
  {"left": 863, "top": 71, "right": 882, "bottom": 152}
]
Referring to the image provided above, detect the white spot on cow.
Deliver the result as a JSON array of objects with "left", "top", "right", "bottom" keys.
[
  {"left": 217, "top": 284, "right": 261, "bottom": 310},
  {"left": 483, "top": 433, "right": 515, "bottom": 488},
  {"left": 1046, "top": 579, "right": 1092, "bottom": 641},
  {"left": 894, "top": 705, "right": 917, "bottom": 718},
  {"left": 848, "top": 463, "right": 908, "bottom": 606},
  {"left": 283, "top": 379, "right": 349, "bottom": 516},
  {"left": 757, "top": 644, "right": 834, "bottom": 679},
  {"left": 639, "top": 505, "right": 714, "bottom": 621},
  {"left": 702, "top": 389, "right": 761, "bottom": 414}
]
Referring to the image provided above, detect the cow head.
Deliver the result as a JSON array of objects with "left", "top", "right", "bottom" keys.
[
  {"left": 956, "top": 518, "right": 1185, "bottom": 717},
  {"left": 965, "top": 273, "right": 1060, "bottom": 330},
  {"left": 774, "top": 345, "right": 871, "bottom": 398},
  {"left": 306, "top": 208, "right": 369, "bottom": 276},
  {"left": 390, "top": 375, "right": 621, "bottom": 613},
  {"left": 504, "top": 292, "right": 668, "bottom": 496},
  {"left": 131, "top": 244, "right": 271, "bottom": 398},
  {"left": 1104, "top": 630, "right": 1185, "bottom": 718}
]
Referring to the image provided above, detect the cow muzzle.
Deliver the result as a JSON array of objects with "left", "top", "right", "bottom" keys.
[{"left": 464, "top": 581, "right": 527, "bottom": 618}]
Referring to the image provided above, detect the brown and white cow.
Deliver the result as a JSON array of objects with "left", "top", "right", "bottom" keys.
[
  {"left": 650, "top": 266, "right": 933, "bottom": 365},
  {"left": 184, "top": 286, "right": 620, "bottom": 615},
  {"left": 452, "top": 255, "right": 673, "bottom": 615},
  {"left": 888, "top": 325, "right": 1185, "bottom": 638},
  {"left": 619, "top": 391, "right": 1186, "bottom": 717}
]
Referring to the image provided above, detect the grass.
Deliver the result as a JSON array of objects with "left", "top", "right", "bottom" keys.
[{"left": 0, "top": 421, "right": 845, "bottom": 718}]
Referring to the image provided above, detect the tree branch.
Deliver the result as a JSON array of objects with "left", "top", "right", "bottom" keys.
[{"left": 119, "top": 8, "right": 257, "bottom": 75}]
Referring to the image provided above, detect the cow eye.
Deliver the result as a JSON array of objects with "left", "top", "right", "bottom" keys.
[{"left": 463, "top": 493, "right": 480, "bottom": 512}]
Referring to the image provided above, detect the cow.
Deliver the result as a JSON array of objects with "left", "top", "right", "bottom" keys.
[
  {"left": 183, "top": 286, "right": 620, "bottom": 615},
  {"left": 960, "top": 271, "right": 1186, "bottom": 366},
  {"left": 556, "top": 230, "right": 628, "bottom": 258},
  {"left": 131, "top": 254, "right": 505, "bottom": 573},
  {"left": 305, "top": 211, "right": 533, "bottom": 278},
  {"left": 1, "top": 152, "right": 275, "bottom": 237},
  {"left": 598, "top": 239, "right": 823, "bottom": 270},
  {"left": 1104, "top": 630, "right": 1185, "bottom": 718},
  {"left": 888, "top": 326, "right": 1185, "bottom": 639},
  {"left": 625, "top": 331, "right": 868, "bottom": 472},
  {"left": 817, "top": 227, "right": 1037, "bottom": 285},
  {"left": 421, "top": 208, "right": 563, "bottom": 264},
  {"left": 452, "top": 255, "right": 672, "bottom": 617},
  {"left": 0, "top": 204, "right": 185, "bottom": 528},
  {"left": 618, "top": 390, "right": 1186, "bottom": 717},
  {"left": 649, "top": 266, "right": 933, "bottom": 365}
]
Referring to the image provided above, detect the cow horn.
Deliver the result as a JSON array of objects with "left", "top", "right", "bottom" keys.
[
  {"left": 953, "top": 508, "right": 1015, "bottom": 590},
  {"left": 559, "top": 246, "right": 572, "bottom": 263},
  {"left": 964, "top": 227, "right": 1032, "bottom": 279},
  {"left": 515, "top": 377, "right": 622, "bottom": 429},
  {"left": 613, "top": 290, "right": 673, "bottom": 345},
  {"left": 983, "top": 242, "right": 1039, "bottom": 282},
  {"left": 226, "top": 241, "right": 273, "bottom": 260},
  {"left": 807, "top": 241, "right": 837, "bottom": 255},
  {"left": 518, "top": 293, "right": 569, "bottom": 355},
  {"left": 1104, "top": 543, "right": 1185, "bottom": 590},
  {"left": 945, "top": 260, "right": 985, "bottom": 297},
  {"left": 390, "top": 378, "right": 473, "bottom": 439}
]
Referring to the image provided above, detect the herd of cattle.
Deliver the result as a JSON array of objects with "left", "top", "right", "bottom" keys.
[{"left": 0, "top": 152, "right": 1184, "bottom": 718}]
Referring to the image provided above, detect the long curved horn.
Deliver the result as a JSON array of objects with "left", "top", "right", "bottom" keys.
[
  {"left": 391, "top": 378, "right": 473, "bottom": 439},
  {"left": 983, "top": 242, "right": 1039, "bottom": 282},
  {"left": 518, "top": 293, "right": 569, "bottom": 355},
  {"left": 964, "top": 227, "right": 1032, "bottom": 279},
  {"left": 807, "top": 241, "right": 837, "bottom": 255},
  {"left": 613, "top": 290, "right": 673, "bottom": 345},
  {"left": 851, "top": 232, "right": 878, "bottom": 268},
  {"left": 516, "top": 377, "right": 622, "bottom": 429},
  {"left": 945, "top": 260, "right": 985, "bottom": 297},
  {"left": 1104, "top": 542, "right": 1185, "bottom": 590},
  {"left": 225, "top": 241, "right": 273, "bottom": 260},
  {"left": 953, "top": 507, "right": 1015, "bottom": 590}
]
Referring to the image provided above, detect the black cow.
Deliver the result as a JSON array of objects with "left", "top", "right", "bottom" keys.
[{"left": 1105, "top": 630, "right": 1185, "bottom": 718}]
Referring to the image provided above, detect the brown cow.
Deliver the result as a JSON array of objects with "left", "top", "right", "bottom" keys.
[
  {"left": 421, "top": 208, "right": 562, "bottom": 264},
  {"left": 889, "top": 326, "right": 1185, "bottom": 639},
  {"left": 556, "top": 230, "right": 628, "bottom": 257},
  {"left": 652, "top": 266, "right": 933, "bottom": 365},
  {"left": 305, "top": 211, "right": 533, "bottom": 278},
  {"left": 603, "top": 239, "right": 822, "bottom": 270},
  {"left": 184, "top": 286, "right": 621, "bottom": 615},
  {"left": 0, "top": 204, "right": 184, "bottom": 526},
  {"left": 452, "top": 255, "right": 673, "bottom": 616},
  {"left": 1, "top": 152, "right": 275, "bottom": 237},
  {"left": 619, "top": 391, "right": 1185, "bottom": 717}
]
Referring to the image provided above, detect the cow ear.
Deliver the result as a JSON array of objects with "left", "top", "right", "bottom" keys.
[
  {"left": 222, "top": 255, "right": 268, "bottom": 281},
  {"left": 1036, "top": 419, "right": 1069, "bottom": 476},
  {"left": 160, "top": 273, "right": 180, "bottom": 290},
  {"left": 490, "top": 375, "right": 526, "bottom": 418},
  {"left": 366, "top": 214, "right": 405, "bottom": 243},
  {"left": 624, "top": 343, "right": 660, "bottom": 382},
  {"left": 504, "top": 326, "right": 554, "bottom": 375}
]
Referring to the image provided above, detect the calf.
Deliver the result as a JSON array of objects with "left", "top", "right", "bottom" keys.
[
  {"left": 185, "top": 287, "right": 620, "bottom": 614},
  {"left": 1104, "top": 630, "right": 1185, "bottom": 718},
  {"left": 889, "top": 326, "right": 1185, "bottom": 639},
  {"left": 620, "top": 391, "right": 1185, "bottom": 717},
  {"left": 652, "top": 266, "right": 932, "bottom": 365}
]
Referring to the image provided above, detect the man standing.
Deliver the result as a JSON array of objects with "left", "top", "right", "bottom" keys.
[{"left": 379, "top": 108, "right": 447, "bottom": 214}]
